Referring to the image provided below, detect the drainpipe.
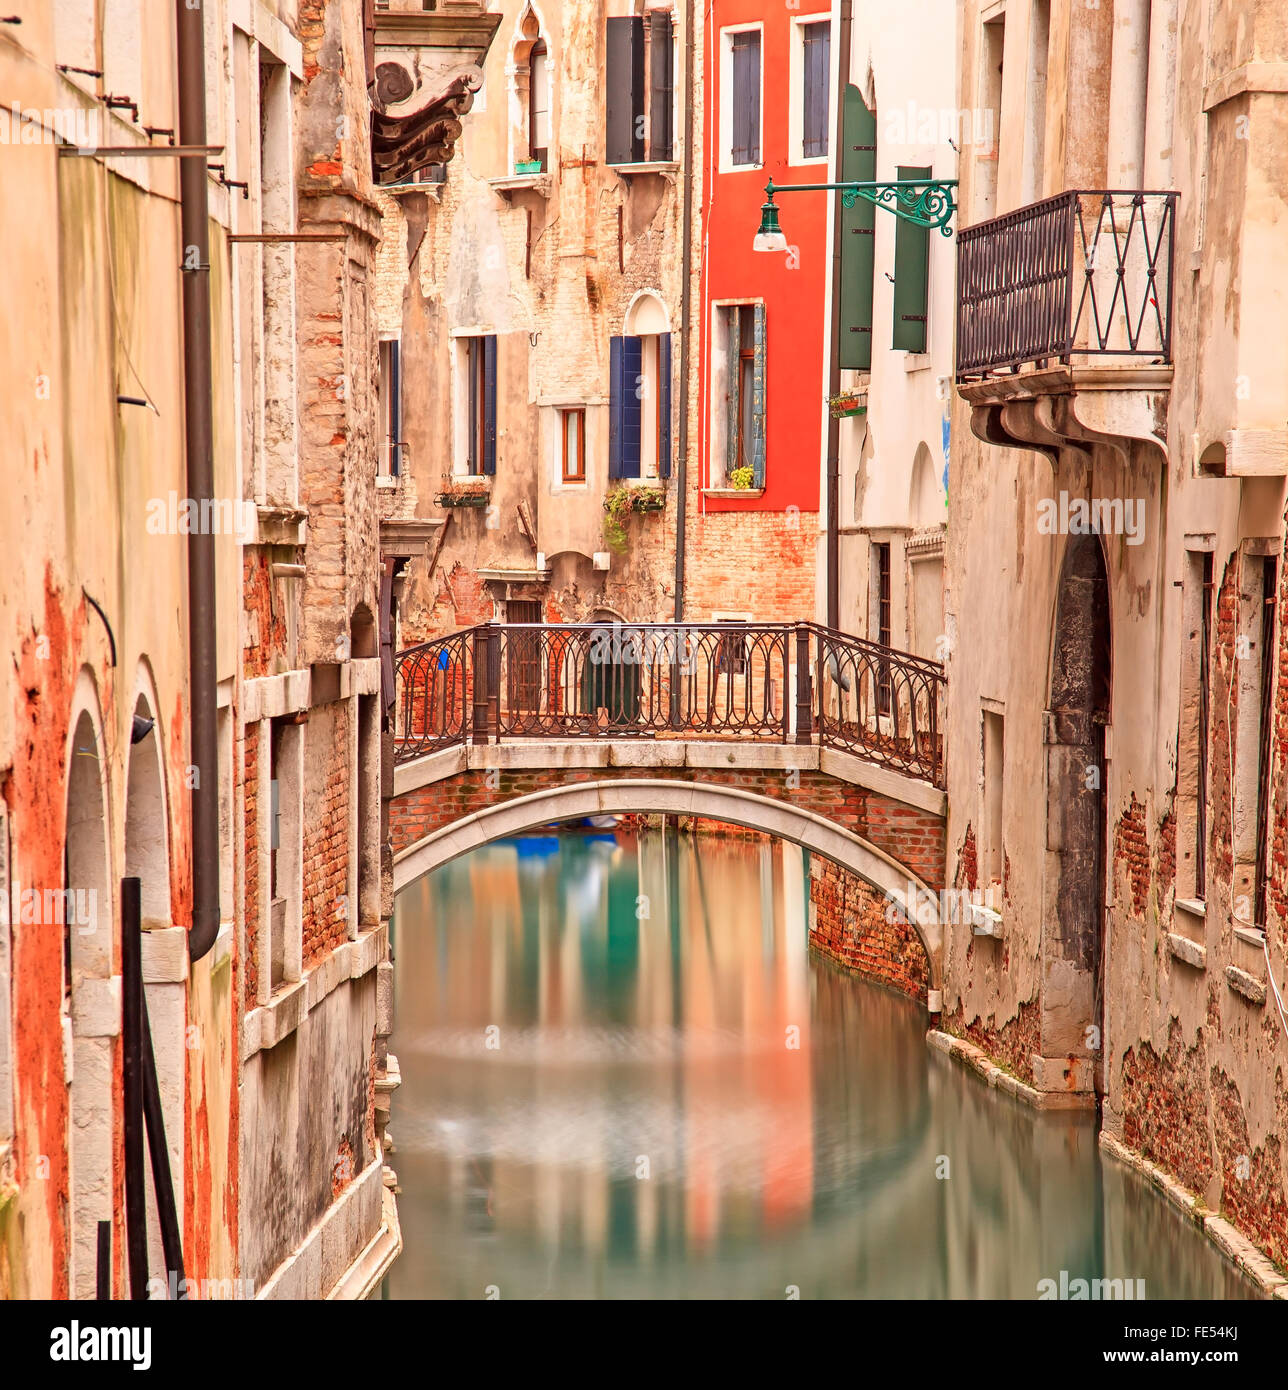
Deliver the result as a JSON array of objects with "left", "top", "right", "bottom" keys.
[
  {"left": 824, "top": 0, "right": 853, "bottom": 631},
  {"left": 672, "top": 0, "right": 695, "bottom": 623},
  {"left": 176, "top": 1, "right": 220, "bottom": 962}
]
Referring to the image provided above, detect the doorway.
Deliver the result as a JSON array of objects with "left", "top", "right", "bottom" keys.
[{"left": 1043, "top": 534, "right": 1111, "bottom": 1092}]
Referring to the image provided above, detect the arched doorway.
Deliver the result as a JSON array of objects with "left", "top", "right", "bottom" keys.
[
  {"left": 1042, "top": 533, "right": 1111, "bottom": 1092},
  {"left": 64, "top": 697, "right": 114, "bottom": 1298}
]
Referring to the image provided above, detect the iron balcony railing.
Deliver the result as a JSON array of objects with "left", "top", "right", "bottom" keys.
[
  {"left": 955, "top": 189, "right": 1177, "bottom": 381},
  {"left": 394, "top": 621, "right": 947, "bottom": 787}
]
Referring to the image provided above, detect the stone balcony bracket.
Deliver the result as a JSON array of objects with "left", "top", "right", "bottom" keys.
[
  {"left": 488, "top": 173, "right": 552, "bottom": 202},
  {"left": 961, "top": 365, "right": 1173, "bottom": 468}
]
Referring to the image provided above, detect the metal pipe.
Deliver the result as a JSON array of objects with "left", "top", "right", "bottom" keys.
[
  {"left": 175, "top": 0, "right": 221, "bottom": 961},
  {"left": 121, "top": 877, "right": 148, "bottom": 1299},
  {"left": 672, "top": 0, "right": 695, "bottom": 625},
  {"left": 141, "top": 1002, "right": 188, "bottom": 1297},
  {"left": 824, "top": 0, "right": 853, "bottom": 631}
]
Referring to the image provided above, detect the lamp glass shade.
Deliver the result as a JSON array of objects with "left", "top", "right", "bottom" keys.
[{"left": 753, "top": 199, "right": 788, "bottom": 253}]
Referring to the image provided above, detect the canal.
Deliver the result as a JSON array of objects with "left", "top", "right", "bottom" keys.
[{"left": 387, "top": 828, "right": 1257, "bottom": 1300}]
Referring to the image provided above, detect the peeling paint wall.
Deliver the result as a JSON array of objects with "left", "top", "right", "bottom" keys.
[{"left": 945, "top": 0, "right": 1288, "bottom": 1271}]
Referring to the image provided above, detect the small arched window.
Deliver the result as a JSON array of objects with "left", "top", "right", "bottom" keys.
[{"left": 528, "top": 39, "right": 550, "bottom": 170}]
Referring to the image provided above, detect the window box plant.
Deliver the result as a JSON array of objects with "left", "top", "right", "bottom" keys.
[
  {"left": 729, "top": 465, "right": 755, "bottom": 490},
  {"left": 514, "top": 158, "right": 543, "bottom": 175},
  {"left": 602, "top": 484, "right": 666, "bottom": 552},
  {"left": 435, "top": 475, "right": 492, "bottom": 508},
  {"left": 829, "top": 390, "right": 867, "bottom": 419}
]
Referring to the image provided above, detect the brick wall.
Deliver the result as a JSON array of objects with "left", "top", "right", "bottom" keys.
[
  {"left": 808, "top": 857, "right": 929, "bottom": 1002},
  {"left": 302, "top": 701, "right": 350, "bottom": 969},
  {"left": 681, "top": 510, "right": 819, "bottom": 625},
  {"left": 243, "top": 551, "right": 287, "bottom": 680},
  {"left": 391, "top": 762, "right": 946, "bottom": 888}
]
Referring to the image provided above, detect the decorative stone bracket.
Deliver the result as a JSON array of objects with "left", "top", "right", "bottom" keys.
[{"left": 962, "top": 365, "right": 1173, "bottom": 468}]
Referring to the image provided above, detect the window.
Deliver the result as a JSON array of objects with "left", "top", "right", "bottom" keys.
[
  {"left": 258, "top": 52, "right": 298, "bottom": 506},
  {"left": 892, "top": 164, "right": 931, "bottom": 352},
  {"left": 800, "top": 21, "right": 831, "bottom": 160},
  {"left": 610, "top": 333, "right": 672, "bottom": 480},
  {"left": 728, "top": 29, "right": 762, "bottom": 167},
  {"left": 976, "top": 14, "right": 1005, "bottom": 219},
  {"left": 606, "top": 12, "right": 675, "bottom": 165},
  {"left": 528, "top": 39, "right": 550, "bottom": 169},
  {"left": 1022, "top": 0, "right": 1050, "bottom": 204},
  {"left": 648, "top": 11, "right": 675, "bottom": 161},
  {"left": 981, "top": 709, "right": 1005, "bottom": 888},
  {"left": 561, "top": 407, "right": 586, "bottom": 483},
  {"left": 378, "top": 339, "right": 402, "bottom": 476},
  {"left": 458, "top": 335, "right": 497, "bottom": 476},
  {"left": 1231, "top": 549, "right": 1278, "bottom": 928},
  {"left": 839, "top": 85, "right": 876, "bottom": 369},
  {"left": 1178, "top": 547, "right": 1214, "bottom": 901},
  {"left": 716, "top": 304, "right": 764, "bottom": 485}
]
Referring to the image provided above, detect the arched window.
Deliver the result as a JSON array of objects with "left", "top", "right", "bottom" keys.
[
  {"left": 528, "top": 39, "right": 550, "bottom": 170},
  {"left": 612, "top": 293, "right": 672, "bottom": 481},
  {"left": 511, "top": 6, "right": 551, "bottom": 174}
]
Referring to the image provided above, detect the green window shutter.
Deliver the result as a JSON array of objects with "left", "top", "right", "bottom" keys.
[
  {"left": 839, "top": 86, "right": 876, "bottom": 370},
  {"left": 892, "top": 163, "right": 930, "bottom": 353},
  {"left": 751, "top": 303, "right": 766, "bottom": 488},
  {"left": 725, "top": 310, "right": 740, "bottom": 477}
]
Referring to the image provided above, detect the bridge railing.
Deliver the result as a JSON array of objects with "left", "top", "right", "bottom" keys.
[
  {"left": 804, "top": 624, "right": 945, "bottom": 786},
  {"left": 394, "top": 620, "right": 946, "bottom": 786}
]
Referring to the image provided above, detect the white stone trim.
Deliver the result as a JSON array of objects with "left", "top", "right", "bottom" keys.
[{"left": 393, "top": 778, "right": 943, "bottom": 985}]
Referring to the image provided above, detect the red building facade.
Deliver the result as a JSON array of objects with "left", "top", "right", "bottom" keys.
[{"left": 686, "top": 1, "right": 831, "bottom": 622}]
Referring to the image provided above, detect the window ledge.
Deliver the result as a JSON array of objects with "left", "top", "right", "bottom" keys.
[
  {"left": 1167, "top": 932, "right": 1207, "bottom": 971},
  {"left": 488, "top": 173, "right": 552, "bottom": 200},
  {"left": 969, "top": 904, "right": 1004, "bottom": 938},
  {"left": 1225, "top": 964, "right": 1267, "bottom": 1006},
  {"left": 903, "top": 353, "right": 933, "bottom": 373},
  {"left": 375, "top": 475, "right": 401, "bottom": 491},
  {"left": 1174, "top": 896, "right": 1206, "bottom": 923},
  {"left": 611, "top": 160, "right": 680, "bottom": 185},
  {"left": 703, "top": 487, "right": 765, "bottom": 500}
]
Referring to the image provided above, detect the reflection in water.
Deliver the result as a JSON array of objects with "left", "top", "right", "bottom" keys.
[{"left": 388, "top": 830, "right": 1256, "bottom": 1300}]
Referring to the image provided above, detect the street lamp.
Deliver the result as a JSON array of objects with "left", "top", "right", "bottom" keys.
[{"left": 754, "top": 175, "right": 959, "bottom": 252}]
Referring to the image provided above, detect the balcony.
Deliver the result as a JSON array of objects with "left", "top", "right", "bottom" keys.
[{"left": 955, "top": 190, "right": 1178, "bottom": 461}]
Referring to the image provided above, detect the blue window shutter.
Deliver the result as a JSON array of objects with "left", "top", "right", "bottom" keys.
[
  {"left": 622, "top": 336, "right": 642, "bottom": 477},
  {"left": 658, "top": 333, "right": 672, "bottom": 478},
  {"left": 609, "top": 336, "right": 625, "bottom": 478},
  {"left": 482, "top": 335, "right": 497, "bottom": 474},
  {"left": 751, "top": 304, "right": 766, "bottom": 487}
]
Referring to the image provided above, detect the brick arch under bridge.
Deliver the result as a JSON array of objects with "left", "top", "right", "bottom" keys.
[{"left": 389, "top": 744, "right": 947, "bottom": 990}]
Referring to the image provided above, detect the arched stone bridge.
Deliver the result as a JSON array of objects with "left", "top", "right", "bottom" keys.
[{"left": 387, "top": 621, "right": 948, "bottom": 988}]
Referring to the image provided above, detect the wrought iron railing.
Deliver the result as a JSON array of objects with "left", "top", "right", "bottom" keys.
[
  {"left": 807, "top": 624, "right": 945, "bottom": 785},
  {"left": 394, "top": 620, "right": 947, "bottom": 786},
  {"left": 956, "top": 189, "right": 1177, "bottom": 381}
]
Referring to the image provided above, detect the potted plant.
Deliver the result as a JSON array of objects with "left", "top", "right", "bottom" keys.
[
  {"left": 602, "top": 485, "right": 666, "bottom": 552},
  {"left": 729, "top": 465, "right": 755, "bottom": 490},
  {"left": 829, "top": 390, "right": 867, "bottom": 419},
  {"left": 435, "top": 474, "right": 492, "bottom": 508},
  {"left": 514, "top": 158, "right": 542, "bottom": 175}
]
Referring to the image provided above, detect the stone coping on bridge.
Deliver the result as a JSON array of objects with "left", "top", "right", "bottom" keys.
[
  {"left": 391, "top": 775, "right": 946, "bottom": 989},
  {"left": 392, "top": 738, "right": 947, "bottom": 819}
]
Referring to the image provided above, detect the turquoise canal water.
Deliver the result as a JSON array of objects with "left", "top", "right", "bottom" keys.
[{"left": 387, "top": 830, "right": 1257, "bottom": 1300}]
